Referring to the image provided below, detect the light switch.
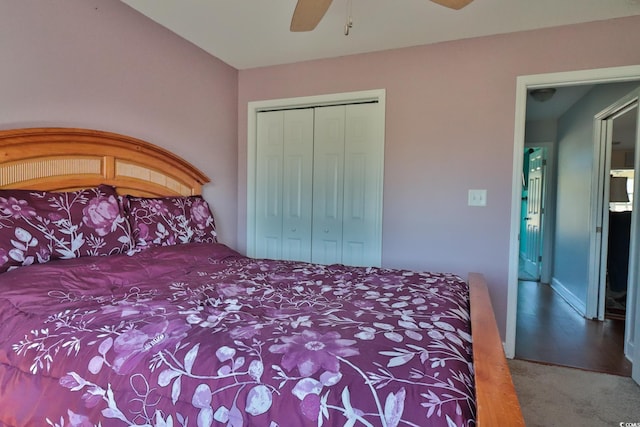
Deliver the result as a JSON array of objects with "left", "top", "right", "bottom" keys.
[{"left": 468, "top": 189, "right": 487, "bottom": 206}]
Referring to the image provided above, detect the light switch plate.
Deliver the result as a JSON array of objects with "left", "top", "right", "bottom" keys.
[{"left": 468, "top": 189, "right": 487, "bottom": 206}]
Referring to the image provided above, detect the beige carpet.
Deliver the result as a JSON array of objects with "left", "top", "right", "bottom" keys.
[{"left": 509, "top": 359, "right": 640, "bottom": 427}]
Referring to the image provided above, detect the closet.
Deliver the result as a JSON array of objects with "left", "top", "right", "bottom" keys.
[{"left": 253, "top": 102, "right": 383, "bottom": 267}]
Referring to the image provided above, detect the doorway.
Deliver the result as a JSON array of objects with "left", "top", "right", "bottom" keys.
[
  {"left": 515, "top": 88, "right": 636, "bottom": 377},
  {"left": 246, "top": 89, "right": 386, "bottom": 263},
  {"left": 506, "top": 65, "right": 640, "bottom": 387},
  {"left": 252, "top": 103, "right": 384, "bottom": 266}
]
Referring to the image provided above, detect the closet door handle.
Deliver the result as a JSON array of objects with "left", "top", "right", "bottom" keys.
[{"left": 324, "top": 228, "right": 330, "bottom": 233}]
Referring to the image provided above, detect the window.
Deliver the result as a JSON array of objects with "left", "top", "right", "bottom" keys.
[{"left": 609, "top": 169, "right": 634, "bottom": 212}]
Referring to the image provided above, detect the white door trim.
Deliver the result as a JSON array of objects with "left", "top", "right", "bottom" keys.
[
  {"left": 247, "top": 89, "right": 386, "bottom": 258},
  {"left": 630, "top": 105, "right": 640, "bottom": 384},
  {"left": 593, "top": 94, "right": 639, "bottom": 321},
  {"left": 506, "top": 65, "right": 640, "bottom": 358}
]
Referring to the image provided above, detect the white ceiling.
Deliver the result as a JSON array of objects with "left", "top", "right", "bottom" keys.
[{"left": 121, "top": 0, "right": 640, "bottom": 70}]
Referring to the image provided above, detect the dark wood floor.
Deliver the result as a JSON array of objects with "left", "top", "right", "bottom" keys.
[{"left": 515, "top": 280, "right": 632, "bottom": 376}]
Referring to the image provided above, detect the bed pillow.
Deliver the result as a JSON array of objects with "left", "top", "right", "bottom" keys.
[
  {"left": 125, "top": 195, "right": 217, "bottom": 249},
  {"left": 0, "top": 185, "right": 133, "bottom": 273}
]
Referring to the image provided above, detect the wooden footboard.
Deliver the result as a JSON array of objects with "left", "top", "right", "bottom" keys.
[{"left": 468, "top": 273, "right": 525, "bottom": 426}]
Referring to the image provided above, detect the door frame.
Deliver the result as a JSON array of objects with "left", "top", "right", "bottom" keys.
[
  {"left": 593, "top": 93, "right": 639, "bottom": 322},
  {"left": 593, "top": 91, "right": 640, "bottom": 374},
  {"left": 246, "top": 89, "right": 386, "bottom": 258},
  {"left": 506, "top": 65, "right": 640, "bottom": 359}
]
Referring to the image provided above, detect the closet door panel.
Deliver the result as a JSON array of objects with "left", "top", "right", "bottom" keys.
[
  {"left": 343, "top": 103, "right": 384, "bottom": 266},
  {"left": 312, "top": 106, "right": 345, "bottom": 265},
  {"left": 255, "top": 111, "right": 284, "bottom": 260},
  {"left": 343, "top": 153, "right": 367, "bottom": 265},
  {"left": 282, "top": 109, "right": 314, "bottom": 262}
]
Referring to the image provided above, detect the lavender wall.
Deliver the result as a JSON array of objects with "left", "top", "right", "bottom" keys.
[
  {"left": 238, "top": 16, "right": 640, "bottom": 336},
  {"left": 0, "top": 0, "right": 239, "bottom": 246}
]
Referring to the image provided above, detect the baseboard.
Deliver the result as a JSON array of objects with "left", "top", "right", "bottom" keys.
[
  {"left": 625, "top": 338, "right": 634, "bottom": 364},
  {"left": 550, "top": 278, "right": 587, "bottom": 316},
  {"left": 504, "top": 341, "right": 514, "bottom": 359}
]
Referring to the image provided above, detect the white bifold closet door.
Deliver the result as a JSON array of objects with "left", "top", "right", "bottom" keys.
[
  {"left": 311, "top": 106, "right": 345, "bottom": 264},
  {"left": 255, "top": 108, "right": 314, "bottom": 261},
  {"left": 255, "top": 103, "right": 382, "bottom": 267}
]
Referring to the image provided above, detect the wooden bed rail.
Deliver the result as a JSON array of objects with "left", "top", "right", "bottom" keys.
[{"left": 468, "top": 273, "right": 525, "bottom": 426}]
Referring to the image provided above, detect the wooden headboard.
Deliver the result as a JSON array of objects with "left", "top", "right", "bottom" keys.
[{"left": 0, "top": 128, "right": 209, "bottom": 196}]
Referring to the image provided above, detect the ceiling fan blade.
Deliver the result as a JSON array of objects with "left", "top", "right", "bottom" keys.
[
  {"left": 290, "top": 0, "right": 333, "bottom": 32},
  {"left": 429, "top": 0, "right": 474, "bottom": 10}
]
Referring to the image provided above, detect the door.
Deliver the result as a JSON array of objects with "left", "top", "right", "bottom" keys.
[
  {"left": 254, "top": 103, "right": 384, "bottom": 266},
  {"left": 310, "top": 103, "right": 384, "bottom": 266},
  {"left": 255, "top": 110, "right": 284, "bottom": 260},
  {"left": 311, "top": 105, "right": 346, "bottom": 265},
  {"left": 593, "top": 89, "right": 640, "bottom": 386},
  {"left": 341, "top": 103, "right": 384, "bottom": 267},
  {"left": 255, "top": 109, "right": 314, "bottom": 261},
  {"left": 282, "top": 109, "right": 314, "bottom": 261},
  {"left": 521, "top": 148, "right": 545, "bottom": 280}
]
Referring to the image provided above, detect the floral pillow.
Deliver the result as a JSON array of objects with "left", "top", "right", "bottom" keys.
[
  {"left": 0, "top": 185, "right": 133, "bottom": 273},
  {"left": 125, "top": 195, "right": 217, "bottom": 249}
]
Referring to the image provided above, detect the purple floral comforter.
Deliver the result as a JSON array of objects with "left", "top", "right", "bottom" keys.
[{"left": 0, "top": 243, "right": 475, "bottom": 427}]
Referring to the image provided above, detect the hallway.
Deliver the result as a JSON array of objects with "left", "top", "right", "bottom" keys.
[{"left": 515, "top": 280, "right": 632, "bottom": 376}]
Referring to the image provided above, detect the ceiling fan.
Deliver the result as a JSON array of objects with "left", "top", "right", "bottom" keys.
[{"left": 290, "top": 0, "right": 474, "bottom": 32}]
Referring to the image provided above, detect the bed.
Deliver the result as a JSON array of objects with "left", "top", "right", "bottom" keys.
[{"left": 0, "top": 128, "right": 523, "bottom": 426}]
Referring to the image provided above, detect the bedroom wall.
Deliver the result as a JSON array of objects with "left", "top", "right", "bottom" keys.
[
  {"left": 0, "top": 0, "right": 239, "bottom": 246},
  {"left": 238, "top": 15, "right": 640, "bottom": 338}
]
